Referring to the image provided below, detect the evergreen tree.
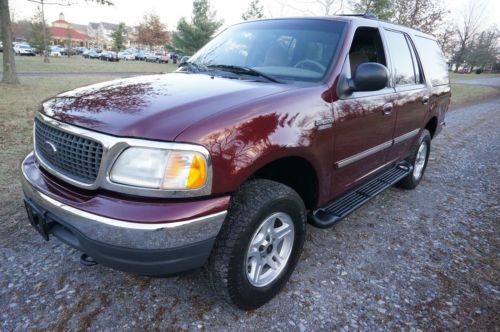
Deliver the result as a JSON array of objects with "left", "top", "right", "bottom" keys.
[
  {"left": 28, "top": 7, "right": 51, "bottom": 54},
  {"left": 465, "top": 28, "right": 499, "bottom": 71},
  {"left": 111, "top": 22, "right": 127, "bottom": 51},
  {"left": 172, "top": 0, "right": 223, "bottom": 55},
  {"left": 242, "top": 0, "right": 265, "bottom": 21}
]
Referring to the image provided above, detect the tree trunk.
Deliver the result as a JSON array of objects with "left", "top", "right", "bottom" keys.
[{"left": 0, "top": 0, "right": 19, "bottom": 84}]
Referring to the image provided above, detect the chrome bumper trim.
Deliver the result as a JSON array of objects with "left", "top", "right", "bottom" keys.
[
  {"left": 21, "top": 160, "right": 227, "bottom": 249},
  {"left": 35, "top": 190, "right": 226, "bottom": 231}
]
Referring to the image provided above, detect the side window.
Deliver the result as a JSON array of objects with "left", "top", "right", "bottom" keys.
[
  {"left": 348, "top": 27, "right": 387, "bottom": 77},
  {"left": 384, "top": 30, "right": 418, "bottom": 86},
  {"left": 414, "top": 36, "right": 449, "bottom": 86}
]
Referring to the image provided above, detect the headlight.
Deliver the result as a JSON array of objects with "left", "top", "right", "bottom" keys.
[{"left": 109, "top": 147, "right": 208, "bottom": 190}]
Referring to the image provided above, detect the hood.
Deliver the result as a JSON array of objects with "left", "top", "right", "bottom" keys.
[{"left": 41, "top": 73, "right": 294, "bottom": 141}]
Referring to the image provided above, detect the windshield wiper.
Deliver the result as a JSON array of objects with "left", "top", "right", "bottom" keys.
[
  {"left": 178, "top": 62, "right": 209, "bottom": 73},
  {"left": 206, "top": 64, "right": 281, "bottom": 83}
]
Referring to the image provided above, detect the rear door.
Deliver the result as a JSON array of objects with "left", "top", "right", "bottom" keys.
[
  {"left": 413, "top": 35, "right": 451, "bottom": 138},
  {"left": 382, "top": 29, "right": 430, "bottom": 162}
]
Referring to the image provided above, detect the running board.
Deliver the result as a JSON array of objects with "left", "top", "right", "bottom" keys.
[{"left": 309, "top": 162, "right": 412, "bottom": 228}]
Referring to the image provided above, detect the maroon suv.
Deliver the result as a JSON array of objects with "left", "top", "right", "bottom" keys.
[{"left": 21, "top": 16, "right": 450, "bottom": 309}]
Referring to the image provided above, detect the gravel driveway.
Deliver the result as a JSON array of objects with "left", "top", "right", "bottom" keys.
[{"left": 1, "top": 98, "right": 499, "bottom": 331}]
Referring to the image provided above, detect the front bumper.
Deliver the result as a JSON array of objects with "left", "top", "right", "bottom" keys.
[{"left": 21, "top": 152, "right": 229, "bottom": 276}]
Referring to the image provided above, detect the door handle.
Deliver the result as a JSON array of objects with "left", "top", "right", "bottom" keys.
[
  {"left": 422, "top": 96, "right": 430, "bottom": 105},
  {"left": 382, "top": 103, "right": 393, "bottom": 116}
]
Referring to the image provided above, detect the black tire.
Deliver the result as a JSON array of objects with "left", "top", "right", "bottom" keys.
[
  {"left": 397, "top": 129, "right": 431, "bottom": 189},
  {"left": 207, "top": 179, "right": 306, "bottom": 310}
]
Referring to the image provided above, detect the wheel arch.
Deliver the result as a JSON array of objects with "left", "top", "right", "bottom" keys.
[
  {"left": 245, "top": 156, "right": 319, "bottom": 210},
  {"left": 425, "top": 116, "right": 438, "bottom": 139}
]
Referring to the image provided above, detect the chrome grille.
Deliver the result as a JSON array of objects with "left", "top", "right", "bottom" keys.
[{"left": 34, "top": 118, "right": 103, "bottom": 183}]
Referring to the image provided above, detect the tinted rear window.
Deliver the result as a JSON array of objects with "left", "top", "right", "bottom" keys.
[{"left": 414, "top": 36, "right": 449, "bottom": 86}]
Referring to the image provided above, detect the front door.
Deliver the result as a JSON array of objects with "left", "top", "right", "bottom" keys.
[{"left": 330, "top": 26, "right": 397, "bottom": 199}]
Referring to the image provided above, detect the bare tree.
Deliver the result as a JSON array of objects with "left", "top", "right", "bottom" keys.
[
  {"left": 276, "top": 0, "right": 344, "bottom": 16},
  {"left": 392, "top": 0, "right": 448, "bottom": 34},
  {"left": 1, "top": 0, "right": 19, "bottom": 84},
  {"left": 434, "top": 21, "right": 456, "bottom": 60},
  {"left": 350, "top": 0, "right": 393, "bottom": 20},
  {"left": 137, "top": 13, "right": 169, "bottom": 49},
  {"left": 452, "top": 0, "right": 487, "bottom": 71}
]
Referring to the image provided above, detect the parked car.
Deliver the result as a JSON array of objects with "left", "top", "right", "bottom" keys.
[
  {"left": 0, "top": 41, "right": 3, "bottom": 52},
  {"left": 67, "top": 47, "right": 80, "bottom": 56},
  {"left": 118, "top": 51, "right": 135, "bottom": 60},
  {"left": 76, "top": 47, "right": 89, "bottom": 54},
  {"left": 145, "top": 52, "right": 170, "bottom": 63},
  {"left": 159, "top": 54, "right": 170, "bottom": 63},
  {"left": 49, "top": 45, "right": 64, "bottom": 57},
  {"left": 85, "top": 50, "right": 100, "bottom": 59},
  {"left": 83, "top": 48, "right": 100, "bottom": 58},
  {"left": 135, "top": 50, "right": 147, "bottom": 60},
  {"left": 13, "top": 44, "right": 36, "bottom": 56},
  {"left": 145, "top": 52, "right": 160, "bottom": 62},
  {"left": 21, "top": 16, "right": 450, "bottom": 310},
  {"left": 48, "top": 45, "right": 67, "bottom": 55},
  {"left": 100, "top": 51, "right": 119, "bottom": 62}
]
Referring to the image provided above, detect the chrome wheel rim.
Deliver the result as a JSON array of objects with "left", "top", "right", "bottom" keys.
[
  {"left": 413, "top": 142, "right": 428, "bottom": 180},
  {"left": 245, "top": 212, "right": 295, "bottom": 287}
]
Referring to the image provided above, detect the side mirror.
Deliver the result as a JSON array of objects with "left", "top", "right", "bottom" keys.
[
  {"left": 337, "top": 62, "right": 389, "bottom": 97},
  {"left": 179, "top": 56, "right": 191, "bottom": 66}
]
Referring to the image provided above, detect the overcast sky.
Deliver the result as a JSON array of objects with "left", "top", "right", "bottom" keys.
[{"left": 10, "top": 0, "right": 500, "bottom": 31}]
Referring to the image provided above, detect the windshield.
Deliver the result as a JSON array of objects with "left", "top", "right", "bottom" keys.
[{"left": 188, "top": 19, "right": 345, "bottom": 82}]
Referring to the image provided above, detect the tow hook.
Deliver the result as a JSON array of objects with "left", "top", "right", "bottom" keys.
[{"left": 80, "top": 253, "right": 98, "bottom": 267}]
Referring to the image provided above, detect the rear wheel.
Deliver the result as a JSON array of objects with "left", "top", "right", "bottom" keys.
[
  {"left": 397, "top": 129, "right": 431, "bottom": 189},
  {"left": 207, "top": 179, "right": 306, "bottom": 310}
]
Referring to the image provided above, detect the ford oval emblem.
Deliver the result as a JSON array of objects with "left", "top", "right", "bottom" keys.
[{"left": 44, "top": 141, "right": 58, "bottom": 156}]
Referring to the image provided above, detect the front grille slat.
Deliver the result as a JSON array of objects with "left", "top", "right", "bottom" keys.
[{"left": 34, "top": 118, "right": 103, "bottom": 183}]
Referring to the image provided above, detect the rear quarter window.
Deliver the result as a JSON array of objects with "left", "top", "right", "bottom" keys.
[{"left": 414, "top": 36, "right": 449, "bottom": 86}]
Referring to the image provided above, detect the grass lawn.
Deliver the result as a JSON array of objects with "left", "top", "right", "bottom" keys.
[
  {"left": 449, "top": 72, "right": 500, "bottom": 81},
  {"left": 451, "top": 83, "right": 499, "bottom": 108},
  {"left": 0, "top": 76, "right": 118, "bottom": 222},
  {"left": 448, "top": 72, "right": 500, "bottom": 107},
  {"left": 0, "top": 54, "right": 178, "bottom": 73}
]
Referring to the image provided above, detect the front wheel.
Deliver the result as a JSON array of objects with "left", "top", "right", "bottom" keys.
[
  {"left": 397, "top": 129, "right": 431, "bottom": 189},
  {"left": 207, "top": 179, "right": 306, "bottom": 310}
]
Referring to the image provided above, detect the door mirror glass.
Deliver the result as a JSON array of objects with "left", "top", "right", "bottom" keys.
[
  {"left": 337, "top": 62, "right": 389, "bottom": 97},
  {"left": 179, "top": 56, "right": 191, "bottom": 66},
  {"left": 352, "top": 62, "right": 389, "bottom": 91}
]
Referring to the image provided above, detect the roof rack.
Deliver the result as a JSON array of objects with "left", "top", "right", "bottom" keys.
[{"left": 338, "top": 13, "right": 378, "bottom": 20}]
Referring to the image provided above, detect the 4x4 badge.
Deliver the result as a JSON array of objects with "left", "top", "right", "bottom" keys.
[{"left": 315, "top": 118, "right": 334, "bottom": 130}]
